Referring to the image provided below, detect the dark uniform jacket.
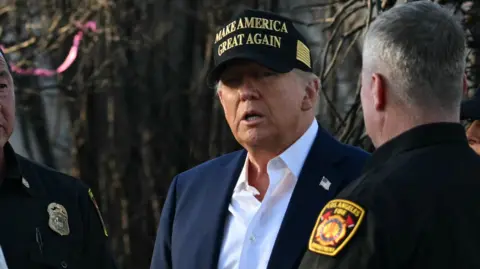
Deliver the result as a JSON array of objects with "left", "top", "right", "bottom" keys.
[
  {"left": 299, "top": 122, "right": 480, "bottom": 269},
  {"left": 0, "top": 143, "right": 117, "bottom": 269}
]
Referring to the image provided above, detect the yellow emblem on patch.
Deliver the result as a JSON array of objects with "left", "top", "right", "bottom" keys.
[
  {"left": 308, "top": 199, "right": 365, "bottom": 256},
  {"left": 88, "top": 189, "right": 109, "bottom": 237}
]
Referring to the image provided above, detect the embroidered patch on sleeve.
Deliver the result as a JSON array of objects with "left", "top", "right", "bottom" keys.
[
  {"left": 308, "top": 199, "right": 365, "bottom": 256},
  {"left": 88, "top": 188, "right": 109, "bottom": 237}
]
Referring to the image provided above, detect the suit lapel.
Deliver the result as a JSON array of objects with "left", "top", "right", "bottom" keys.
[
  {"left": 267, "top": 127, "right": 347, "bottom": 269},
  {"left": 198, "top": 150, "right": 246, "bottom": 269}
]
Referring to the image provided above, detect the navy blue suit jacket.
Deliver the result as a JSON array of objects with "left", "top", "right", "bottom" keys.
[{"left": 150, "top": 125, "right": 370, "bottom": 269}]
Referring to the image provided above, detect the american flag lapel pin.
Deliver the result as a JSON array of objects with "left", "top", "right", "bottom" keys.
[{"left": 319, "top": 176, "right": 331, "bottom": 190}]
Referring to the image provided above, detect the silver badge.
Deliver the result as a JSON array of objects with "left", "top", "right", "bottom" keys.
[{"left": 47, "top": 203, "right": 70, "bottom": 236}]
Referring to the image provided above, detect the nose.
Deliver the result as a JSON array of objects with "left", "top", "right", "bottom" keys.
[{"left": 238, "top": 79, "right": 259, "bottom": 101}]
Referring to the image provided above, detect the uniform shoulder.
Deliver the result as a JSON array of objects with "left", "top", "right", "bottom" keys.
[{"left": 16, "top": 154, "right": 90, "bottom": 195}]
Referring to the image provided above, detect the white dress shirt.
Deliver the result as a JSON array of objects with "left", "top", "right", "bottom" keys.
[
  {"left": 0, "top": 246, "right": 8, "bottom": 269},
  {"left": 217, "top": 120, "right": 319, "bottom": 269}
]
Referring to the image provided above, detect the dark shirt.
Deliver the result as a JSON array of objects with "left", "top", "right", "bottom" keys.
[
  {"left": 0, "top": 143, "right": 117, "bottom": 269},
  {"left": 298, "top": 122, "right": 480, "bottom": 269}
]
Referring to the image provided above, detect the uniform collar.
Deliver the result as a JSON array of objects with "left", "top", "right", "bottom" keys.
[
  {"left": 4, "top": 142, "right": 22, "bottom": 180},
  {"left": 3, "top": 142, "right": 40, "bottom": 197},
  {"left": 363, "top": 122, "right": 467, "bottom": 173}
]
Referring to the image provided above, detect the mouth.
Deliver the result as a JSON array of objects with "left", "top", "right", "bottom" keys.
[{"left": 241, "top": 111, "right": 264, "bottom": 124}]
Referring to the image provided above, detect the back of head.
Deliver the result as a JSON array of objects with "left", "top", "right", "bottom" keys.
[{"left": 362, "top": 1, "right": 466, "bottom": 116}]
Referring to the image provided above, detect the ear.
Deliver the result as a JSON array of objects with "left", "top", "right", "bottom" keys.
[
  {"left": 463, "top": 73, "right": 468, "bottom": 96},
  {"left": 371, "top": 73, "right": 386, "bottom": 111},
  {"left": 217, "top": 85, "right": 224, "bottom": 102},
  {"left": 301, "top": 78, "right": 320, "bottom": 111}
]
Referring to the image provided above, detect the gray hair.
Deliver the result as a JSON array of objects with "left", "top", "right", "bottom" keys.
[{"left": 362, "top": 1, "right": 466, "bottom": 113}]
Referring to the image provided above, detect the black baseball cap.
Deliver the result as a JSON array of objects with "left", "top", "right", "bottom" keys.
[
  {"left": 207, "top": 9, "right": 312, "bottom": 86},
  {"left": 461, "top": 88, "right": 480, "bottom": 120}
]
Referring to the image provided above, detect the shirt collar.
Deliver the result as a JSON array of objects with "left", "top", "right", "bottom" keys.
[
  {"left": 2, "top": 142, "right": 38, "bottom": 196},
  {"left": 234, "top": 119, "right": 318, "bottom": 192},
  {"left": 4, "top": 142, "right": 22, "bottom": 180},
  {"left": 278, "top": 119, "right": 318, "bottom": 178},
  {"left": 234, "top": 155, "right": 252, "bottom": 193},
  {"left": 363, "top": 122, "right": 467, "bottom": 173}
]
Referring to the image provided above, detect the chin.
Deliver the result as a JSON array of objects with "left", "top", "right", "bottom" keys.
[
  {"left": 237, "top": 134, "right": 267, "bottom": 149},
  {"left": 241, "top": 138, "right": 263, "bottom": 148},
  {"left": 471, "top": 145, "right": 480, "bottom": 156}
]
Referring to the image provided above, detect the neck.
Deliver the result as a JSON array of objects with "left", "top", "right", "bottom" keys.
[
  {"left": 246, "top": 116, "right": 314, "bottom": 174},
  {"left": 245, "top": 116, "right": 314, "bottom": 199},
  {"left": 375, "top": 108, "right": 459, "bottom": 147},
  {"left": 246, "top": 150, "right": 276, "bottom": 176},
  {"left": 245, "top": 152, "right": 276, "bottom": 202}
]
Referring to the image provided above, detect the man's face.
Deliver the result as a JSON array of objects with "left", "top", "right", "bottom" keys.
[
  {"left": 466, "top": 120, "right": 480, "bottom": 155},
  {"left": 0, "top": 56, "right": 14, "bottom": 148},
  {"left": 217, "top": 61, "right": 315, "bottom": 151}
]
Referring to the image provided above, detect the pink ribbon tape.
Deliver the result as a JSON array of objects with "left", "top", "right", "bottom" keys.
[{"left": 2, "top": 21, "right": 97, "bottom": 76}]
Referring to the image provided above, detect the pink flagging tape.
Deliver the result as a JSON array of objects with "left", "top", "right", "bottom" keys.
[{"left": 1, "top": 21, "right": 97, "bottom": 76}]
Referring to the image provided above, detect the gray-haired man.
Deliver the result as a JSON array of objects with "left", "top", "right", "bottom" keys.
[{"left": 299, "top": 1, "right": 480, "bottom": 269}]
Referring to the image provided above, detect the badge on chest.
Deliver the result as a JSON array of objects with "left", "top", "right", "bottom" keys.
[{"left": 47, "top": 203, "right": 70, "bottom": 236}]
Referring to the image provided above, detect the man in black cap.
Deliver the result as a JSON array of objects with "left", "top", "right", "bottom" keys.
[
  {"left": 299, "top": 1, "right": 480, "bottom": 269},
  {"left": 150, "top": 8, "right": 369, "bottom": 269},
  {"left": 461, "top": 88, "right": 480, "bottom": 155},
  {"left": 0, "top": 51, "right": 117, "bottom": 268}
]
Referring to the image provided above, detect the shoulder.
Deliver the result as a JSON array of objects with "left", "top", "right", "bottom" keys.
[
  {"left": 316, "top": 126, "right": 371, "bottom": 167},
  {"left": 380, "top": 144, "right": 480, "bottom": 193},
  {"left": 16, "top": 154, "right": 90, "bottom": 198},
  {"left": 163, "top": 150, "right": 245, "bottom": 209},
  {"left": 334, "top": 143, "right": 371, "bottom": 179},
  {"left": 175, "top": 149, "right": 245, "bottom": 183},
  {"left": 336, "top": 144, "right": 472, "bottom": 216},
  {"left": 340, "top": 144, "right": 370, "bottom": 164}
]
